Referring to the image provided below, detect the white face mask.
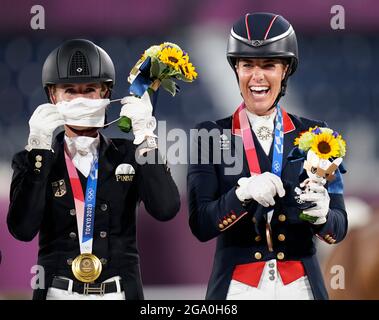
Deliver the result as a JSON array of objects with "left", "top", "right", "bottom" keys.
[{"left": 56, "top": 97, "right": 110, "bottom": 128}]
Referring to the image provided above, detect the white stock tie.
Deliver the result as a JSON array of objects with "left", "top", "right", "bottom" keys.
[{"left": 64, "top": 135, "right": 100, "bottom": 177}]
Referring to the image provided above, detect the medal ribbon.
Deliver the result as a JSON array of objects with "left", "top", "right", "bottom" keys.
[
  {"left": 64, "top": 150, "right": 99, "bottom": 254},
  {"left": 237, "top": 103, "right": 284, "bottom": 177},
  {"left": 272, "top": 105, "right": 284, "bottom": 177},
  {"left": 237, "top": 103, "right": 284, "bottom": 225}
]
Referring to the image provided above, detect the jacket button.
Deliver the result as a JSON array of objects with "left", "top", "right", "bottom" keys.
[
  {"left": 100, "top": 204, "right": 108, "bottom": 212},
  {"left": 35, "top": 161, "right": 42, "bottom": 168},
  {"left": 278, "top": 214, "right": 286, "bottom": 222},
  {"left": 69, "top": 209, "right": 76, "bottom": 216},
  {"left": 254, "top": 252, "right": 262, "bottom": 260},
  {"left": 278, "top": 234, "right": 286, "bottom": 241},
  {"left": 35, "top": 155, "right": 42, "bottom": 161},
  {"left": 100, "top": 231, "right": 107, "bottom": 238},
  {"left": 218, "top": 223, "right": 225, "bottom": 229},
  {"left": 67, "top": 258, "right": 73, "bottom": 265},
  {"left": 227, "top": 218, "right": 233, "bottom": 223},
  {"left": 254, "top": 235, "right": 261, "bottom": 242},
  {"left": 223, "top": 220, "right": 228, "bottom": 226},
  {"left": 69, "top": 232, "right": 76, "bottom": 239},
  {"left": 277, "top": 252, "right": 285, "bottom": 260},
  {"left": 231, "top": 214, "right": 237, "bottom": 220},
  {"left": 100, "top": 258, "right": 107, "bottom": 265}
]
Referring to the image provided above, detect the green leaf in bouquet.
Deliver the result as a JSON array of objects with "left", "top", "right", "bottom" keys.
[
  {"left": 147, "top": 87, "right": 155, "bottom": 95},
  {"left": 161, "top": 78, "right": 178, "bottom": 96},
  {"left": 165, "top": 68, "right": 182, "bottom": 77},
  {"left": 175, "top": 72, "right": 192, "bottom": 82},
  {"left": 118, "top": 116, "right": 132, "bottom": 133},
  {"left": 158, "top": 60, "right": 169, "bottom": 74},
  {"left": 150, "top": 57, "right": 161, "bottom": 78},
  {"left": 299, "top": 212, "right": 318, "bottom": 224}
]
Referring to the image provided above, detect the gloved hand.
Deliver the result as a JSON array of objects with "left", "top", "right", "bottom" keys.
[
  {"left": 236, "top": 172, "right": 286, "bottom": 207},
  {"left": 299, "top": 180, "right": 330, "bottom": 225},
  {"left": 26, "top": 103, "right": 65, "bottom": 151},
  {"left": 120, "top": 92, "right": 157, "bottom": 145}
]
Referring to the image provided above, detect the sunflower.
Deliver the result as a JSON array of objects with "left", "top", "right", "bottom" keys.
[
  {"left": 158, "top": 47, "right": 186, "bottom": 71},
  {"left": 311, "top": 132, "right": 340, "bottom": 159},
  {"left": 181, "top": 62, "right": 198, "bottom": 81}
]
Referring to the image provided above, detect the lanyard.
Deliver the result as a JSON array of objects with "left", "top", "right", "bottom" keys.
[
  {"left": 237, "top": 103, "right": 284, "bottom": 177},
  {"left": 272, "top": 105, "right": 284, "bottom": 177},
  {"left": 64, "top": 150, "right": 99, "bottom": 254}
]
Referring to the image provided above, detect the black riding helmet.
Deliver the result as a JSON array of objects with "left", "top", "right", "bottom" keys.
[
  {"left": 227, "top": 13, "right": 298, "bottom": 105},
  {"left": 42, "top": 39, "right": 116, "bottom": 101}
]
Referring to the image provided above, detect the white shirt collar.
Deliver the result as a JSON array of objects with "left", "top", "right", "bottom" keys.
[{"left": 245, "top": 109, "right": 277, "bottom": 129}]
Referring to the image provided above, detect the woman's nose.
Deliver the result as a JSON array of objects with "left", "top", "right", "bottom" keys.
[
  {"left": 250, "top": 67, "right": 264, "bottom": 82},
  {"left": 74, "top": 93, "right": 91, "bottom": 98}
]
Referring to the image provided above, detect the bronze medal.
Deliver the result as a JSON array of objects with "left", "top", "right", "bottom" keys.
[
  {"left": 72, "top": 253, "right": 102, "bottom": 283},
  {"left": 265, "top": 223, "right": 274, "bottom": 252}
]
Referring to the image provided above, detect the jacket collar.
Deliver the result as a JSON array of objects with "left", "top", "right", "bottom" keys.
[
  {"left": 229, "top": 104, "right": 297, "bottom": 177},
  {"left": 53, "top": 131, "right": 123, "bottom": 185}
]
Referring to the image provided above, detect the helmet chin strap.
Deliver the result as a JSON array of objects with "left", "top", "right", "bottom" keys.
[
  {"left": 266, "top": 60, "right": 294, "bottom": 113},
  {"left": 266, "top": 80, "right": 286, "bottom": 113}
]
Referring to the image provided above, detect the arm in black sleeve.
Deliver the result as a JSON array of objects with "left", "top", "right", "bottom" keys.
[
  {"left": 137, "top": 148, "right": 180, "bottom": 221},
  {"left": 7, "top": 149, "right": 54, "bottom": 241}
]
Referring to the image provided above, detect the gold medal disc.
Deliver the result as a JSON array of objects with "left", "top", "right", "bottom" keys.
[{"left": 72, "top": 253, "right": 102, "bottom": 283}]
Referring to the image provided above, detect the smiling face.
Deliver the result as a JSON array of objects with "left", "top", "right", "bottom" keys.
[
  {"left": 48, "top": 83, "right": 109, "bottom": 137},
  {"left": 235, "top": 58, "right": 288, "bottom": 116}
]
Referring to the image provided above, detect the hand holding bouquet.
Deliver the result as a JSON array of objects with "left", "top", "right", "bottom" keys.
[
  {"left": 118, "top": 42, "right": 197, "bottom": 133},
  {"left": 293, "top": 126, "right": 347, "bottom": 224}
]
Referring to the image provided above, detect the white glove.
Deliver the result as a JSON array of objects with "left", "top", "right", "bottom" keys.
[
  {"left": 236, "top": 172, "right": 286, "bottom": 207},
  {"left": 299, "top": 180, "right": 330, "bottom": 225},
  {"left": 120, "top": 92, "right": 157, "bottom": 145},
  {"left": 26, "top": 103, "right": 65, "bottom": 151}
]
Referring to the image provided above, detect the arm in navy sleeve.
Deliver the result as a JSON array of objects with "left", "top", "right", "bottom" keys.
[{"left": 187, "top": 122, "right": 248, "bottom": 242}]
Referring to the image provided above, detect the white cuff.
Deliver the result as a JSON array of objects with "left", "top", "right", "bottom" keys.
[{"left": 26, "top": 133, "right": 53, "bottom": 151}]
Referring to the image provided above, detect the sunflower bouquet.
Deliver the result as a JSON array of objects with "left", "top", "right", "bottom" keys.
[
  {"left": 118, "top": 42, "right": 197, "bottom": 132},
  {"left": 132, "top": 42, "right": 198, "bottom": 94},
  {"left": 293, "top": 126, "right": 347, "bottom": 223},
  {"left": 294, "top": 126, "right": 346, "bottom": 160}
]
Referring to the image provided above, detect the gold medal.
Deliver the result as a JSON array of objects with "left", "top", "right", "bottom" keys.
[
  {"left": 265, "top": 223, "right": 274, "bottom": 252},
  {"left": 71, "top": 253, "right": 102, "bottom": 283}
]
